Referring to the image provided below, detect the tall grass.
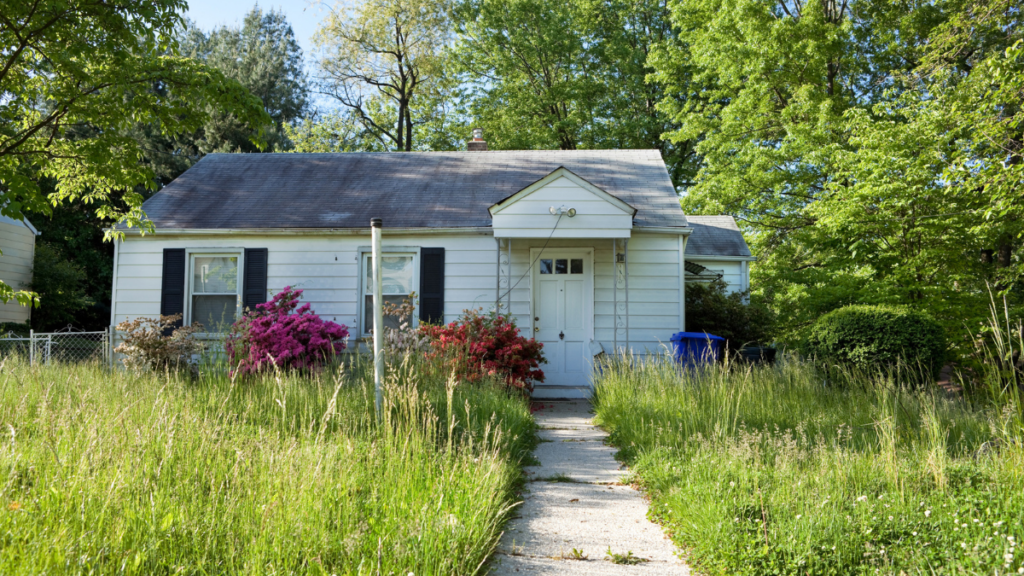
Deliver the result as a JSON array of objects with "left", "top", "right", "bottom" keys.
[
  {"left": 594, "top": 354, "right": 1024, "bottom": 575},
  {"left": 0, "top": 354, "right": 535, "bottom": 575}
]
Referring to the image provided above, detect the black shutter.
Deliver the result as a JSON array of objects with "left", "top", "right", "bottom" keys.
[
  {"left": 243, "top": 248, "right": 269, "bottom": 311},
  {"left": 419, "top": 248, "right": 445, "bottom": 325},
  {"left": 160, "top": 249, "right": 186, "bottom": 329}
]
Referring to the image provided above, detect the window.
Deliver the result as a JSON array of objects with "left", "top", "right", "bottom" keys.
[
  {"left": 361, "top": 253, "right": 417, "bottom": 336},
  {"left": 189, "top": 253, "right": 241, "bottom": 332},
  {"left": 539, "top": 258, "right": 583, "bottom": 274}
]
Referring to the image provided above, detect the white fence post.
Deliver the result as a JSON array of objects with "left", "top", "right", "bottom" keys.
[
  {"left": 29, "top": 329, "right": 34, "bottom": 366},
  {"left": 45, "top": 335, "right": 52, "bottom": 365}
]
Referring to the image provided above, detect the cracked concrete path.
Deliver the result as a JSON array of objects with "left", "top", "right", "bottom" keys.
[{"left": 489, "top": 402, "right": 690, "bottom": 575}]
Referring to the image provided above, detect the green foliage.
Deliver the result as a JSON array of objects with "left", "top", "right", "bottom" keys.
[
  {"left": 178, "top": 7, "right": 309, "bottom": 154},
  {"left": 593, "top": 356, "right": 1024, "bottom": 575},
  {"left": 807, "top": 305, "right": 946, "bottom": 379},
  {"left": 0, "top": 0, "right": 272, "bottom": 304},
  {"left": 0, "top": 0, "right": 271, "bottom": 233},
  {"left": 314, "top": 0, "right": 465, "bottom": 152},
  {"left": 454, "top": 0, "right": 698, "bottom": 184},
  {"left": 0, "top": 322, "right": 31, "bottom": 337},
  {"left": 30, "top": 198, "right": 114, "bottom": 330},
  {"left": 655, "top": 0, "right": 1023, "bottom": 350},
  {"left": 686, "top": 279, "right": 774, "bottom": 348},
  {"left": 28, "top": 243, "right": 93, "bottom": 332},
  {"left": 0, "top": 355, "right": 536, "bottom": 575}
]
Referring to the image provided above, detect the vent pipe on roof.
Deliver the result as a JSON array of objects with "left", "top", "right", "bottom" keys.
[{"left": 468, "top": 128, "right": 488, "bottom": 151}]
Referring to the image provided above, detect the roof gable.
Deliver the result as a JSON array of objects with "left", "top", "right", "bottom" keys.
[{"left": 488, "top": 167, "right": 637, "bottom": 217}]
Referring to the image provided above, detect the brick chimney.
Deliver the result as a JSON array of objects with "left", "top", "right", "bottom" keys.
[{"left": 468, "top": 127, "right": 488, "bottom": 151}]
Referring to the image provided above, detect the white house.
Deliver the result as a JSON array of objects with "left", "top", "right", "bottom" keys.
[
  {"left": 0, "top": 214, "right": 38, "bottom": 325},
  {"left": 110, "top": 141, "right": 753, "bottom": 398}
]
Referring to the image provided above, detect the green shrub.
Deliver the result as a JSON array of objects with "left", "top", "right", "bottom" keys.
[
  {"left": 807, "top": 304, "right": 946, "bottom": 378},
  {"left": 686, "top": 278, "right": 775, "bottom": 349},
  {"left": 0, "top": 322, "right": 31, "bottom": 337}
]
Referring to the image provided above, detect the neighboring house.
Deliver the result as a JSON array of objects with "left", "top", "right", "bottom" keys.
[
  {"left": 110, "top": 138, "right": 753, "bottom": 398},
  {"left": 0, "top": 214, "right": 38, "bottom": 325}
]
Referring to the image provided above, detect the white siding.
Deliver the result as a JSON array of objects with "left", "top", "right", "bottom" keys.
[
  {"left": 491, "top": 175, "right": 633, "bottom": 239},
  {"left": 0, "top": 220, "right": 35, "bottom": 324},
  {"left": 687, "top": 258, "right": 748, "bottom": 293},
  {"left": 112, "top": 230, "right": 688, "bottom": 357},
  {"left": 112, "top": 232, "right": 499, "bottom": 332}
]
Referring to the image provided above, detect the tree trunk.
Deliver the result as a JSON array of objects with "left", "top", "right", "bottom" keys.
[
  {"left": 981, "top": 249, "right": 994, "bottom": 264},
  {"left": 997, "top": 242, "right": 1012, "bottom": 268}
]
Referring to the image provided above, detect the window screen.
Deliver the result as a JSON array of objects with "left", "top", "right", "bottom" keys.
[
  {"left": 363, "top": 255, "right": 415, "bottom": 335},
  {"left": 191, "top": 255, "right": 239, "bottom": 331}
]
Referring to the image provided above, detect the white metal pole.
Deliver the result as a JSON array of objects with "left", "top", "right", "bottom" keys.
[
  {"left": 29, "top": 329, "right": 34, "bottom": 366},
  {"left": 371, "top": 218, "right": 384, "bottom": 415}
]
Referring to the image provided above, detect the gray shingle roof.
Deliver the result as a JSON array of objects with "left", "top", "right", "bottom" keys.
[
  {"left": 138, "top": 150, "right": 688, "bottom": 230},
  {"left": 685, "top": 216, "right": 752, "bottom": 258}
]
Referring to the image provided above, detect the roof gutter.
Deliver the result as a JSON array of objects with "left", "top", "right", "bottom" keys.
[
  {"left": 633, "top": 226, "right": 693, "bottom": 235},
  {"left": 107, "top": 225, "right": 693, "bottom": 237},
  {"left": 106, "top": 226, "right": 496, "bottom": 237},
  {"left": 687, "top": 254, "right": 757, "bottom": 262}
]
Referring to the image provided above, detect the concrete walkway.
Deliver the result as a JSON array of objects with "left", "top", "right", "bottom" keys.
[{"left": 490, "top": 402, "right": 690, "bottom": 575}]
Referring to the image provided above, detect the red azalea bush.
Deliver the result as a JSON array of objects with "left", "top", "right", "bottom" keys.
[
  {"left": 226, "top": 287, "right": 349, "bottom": 376},
  {"left": 419, "top": 309, "right": 544, "bottom": 393}
]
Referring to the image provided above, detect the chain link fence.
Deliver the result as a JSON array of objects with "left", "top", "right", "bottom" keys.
[{"left": 0, "top": 328, "right": 112, "bottom": 366}]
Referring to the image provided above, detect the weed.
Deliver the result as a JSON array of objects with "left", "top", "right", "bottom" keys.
[
  {"left": 561, "top": 547, "right": 588, "bottom": 560},
  {"left": 605, "top": 548, "right": 647, "bottom": 565}
]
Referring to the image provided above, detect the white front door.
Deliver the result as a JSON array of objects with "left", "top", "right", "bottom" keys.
[{"left": 531, "top": 249, "right": 594, "bottom": 398}]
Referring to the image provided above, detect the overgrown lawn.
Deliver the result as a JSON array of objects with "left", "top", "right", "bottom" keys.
[
  {"left": 0, "top": 356, "right": 535, "bottom": 575},
  {"left": 594, "top": 357, "right": 1024, "bottom": 575}
]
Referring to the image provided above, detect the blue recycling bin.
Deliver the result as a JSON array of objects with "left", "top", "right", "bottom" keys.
[{"left": 670, "top": 332, "right": 725, "bottom": 366}]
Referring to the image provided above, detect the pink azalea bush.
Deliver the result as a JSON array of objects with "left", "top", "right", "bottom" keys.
[{"left": 226, "top": 287, "right": 349, "bottom": 376}]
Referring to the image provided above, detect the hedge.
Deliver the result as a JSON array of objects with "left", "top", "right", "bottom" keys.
[{"left": 807, "top": 305, "right": 946, "bottom": 379}]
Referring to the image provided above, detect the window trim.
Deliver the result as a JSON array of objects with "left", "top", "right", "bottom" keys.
[
  {"left": 185, "top": 248, "right": 244, "bottom": 334},
  {"left": 358, "top": 248, "right": 420, "bottom": 338}
]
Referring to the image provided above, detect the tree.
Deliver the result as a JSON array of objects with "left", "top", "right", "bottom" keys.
[
  {"left": 314, "top": 0, "right": 462, "bottom": 151},
  {"left": 454, "top": 0, "right": 699, "bottom": 183},
  {"left": 0, "top": 0, "right": 272, "bottom": 306},
  {"left": 28, "top": 243, "right": 93, "bottom": 331},
  {"left": 656, "top": 0, "right": 1022, "bottom": 348},
  {"left": 179, "top": 7, "right": 309, "bottom": 154},
  {"left": 29, "top": 196, "right": 115, "bottom": 330}
]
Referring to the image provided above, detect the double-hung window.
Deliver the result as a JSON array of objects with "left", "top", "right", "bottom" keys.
[
  {"left": 188, "top": 252, "right": 242, "bottom": 332},
  {"left": 360, "top": 252, "right": 417, "bottom": 337}
]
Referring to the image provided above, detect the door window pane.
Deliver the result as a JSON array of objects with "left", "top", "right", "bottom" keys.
[
  {"left": 539, "top": 259, "right": 553, "bottom": 274},
  {"left": 555, "top": 259, "right": 568, "bottom": 274},
  {"left": 570, "top": 259, "right": 583, "bottom": 274},
  {"left": 193, "top": 256, "right": 238, "bottom": 293},
  {"left": 192, "top": 295, "right": 237, "bottom": 332}
]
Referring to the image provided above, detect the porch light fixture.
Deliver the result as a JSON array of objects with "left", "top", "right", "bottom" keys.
[{"left": 548, "top": 205, "right": 577, "bottom": 217}]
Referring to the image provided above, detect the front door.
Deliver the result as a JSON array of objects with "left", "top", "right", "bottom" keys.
[{"left": 531, "top": 249, "right": 594, "bottom": 397}]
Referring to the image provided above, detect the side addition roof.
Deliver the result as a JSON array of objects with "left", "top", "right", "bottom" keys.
[
  {"left": 685, "top": 216, "right": 752, "bottom": 258},
  {"left": 137, "top": 150, "right": 687, "bottom": 230}
]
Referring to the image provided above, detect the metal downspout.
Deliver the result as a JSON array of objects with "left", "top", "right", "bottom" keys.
[
  {"left": 613, "top": 239, "right": 618, "bottom": 353},
  {"left": 506, "top": 238, "right": 512, "bottom": 315},
  {"left": 624, "top": 238, "right": 629, "bottom": 352},
  {"left": 495, "top": 237, "right": 501, "bottom": 311}
]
